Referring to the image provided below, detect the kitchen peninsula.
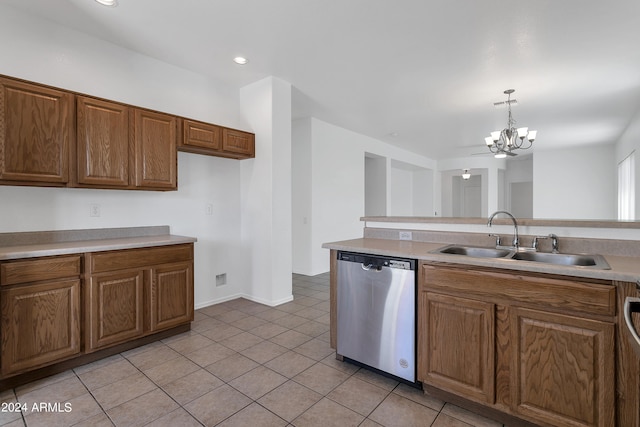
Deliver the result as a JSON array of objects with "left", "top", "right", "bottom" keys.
[
  {"left": 323, "top": 217, "right": 640, "bottom": 427},
  {"left": 0, "top": 226, "right": 196, "bottom": 390}
]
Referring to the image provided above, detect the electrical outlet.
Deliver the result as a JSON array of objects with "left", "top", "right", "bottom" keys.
[
  {"left": 205, "top": 203, "right": 213, "bottom": 216},
  {"left": 216, "top": 273, "right": 227, "bottom": 287},
  {"left": 89, "top": 204, "right": 101, "bottom": 217},
  {"left": 399, "top": 231, "right": 412, "bottom": 241}
]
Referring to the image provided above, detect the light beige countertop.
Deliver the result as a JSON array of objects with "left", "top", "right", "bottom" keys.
[
  {"left": 0, "top": 226, "right": 197, "bottom": 260},
  {"left": 322, "top": 238, "right": 640, "bottom": 283}
]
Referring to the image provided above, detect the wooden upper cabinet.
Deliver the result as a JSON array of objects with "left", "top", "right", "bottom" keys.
[
  {"left": 0, "top": 78, "right": 72, "bottom": 184},
  {"left": 76, "top": 96, "right": 130, "bottom": 187},
  {"left": 133, "top": 109, "right": 177, "bottom": 190},
  {"left": 180, "top": 119, "right": 221, "bottom": 152},
  {"left": 222, "top": 128, "right": 255, "bottom": 158},
  {"left": 178, "top": 119, "right": 254, "bottom": 159}
]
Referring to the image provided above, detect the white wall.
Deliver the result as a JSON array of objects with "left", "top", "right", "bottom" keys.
[
  {"left": 364, "top": 155, "right": 387, "bottom": 216},
  {"left": 0, "top": 5, "right": 251, "bottom": 308},
  {"left": 389, "top": 167, "right": 413, "bottom": 216},
  {"left": 533, "top": 145, "right": 616, "bottom": 219},
  {"left": 292, "top": 118, "right": 435, "bottom": 275},
  {"left": 292, "top": 118, "right": 313, "bottom": 273},
  {"left": 615, "top": 105, "right": 640, "bottom": 219},
  {"left": 240, "top": 77, "right": 293, "bottom": 306}
]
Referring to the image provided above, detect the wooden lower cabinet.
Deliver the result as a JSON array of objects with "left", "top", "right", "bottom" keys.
[
  {"left": 86, "top": 270, "right": 144, "bottom": 352},
  {"left": 0, "top": 279, "right": 80, "bottom": 376},
  {"left": 511, "top": 307, "right": 614, "bottom": 427},
  {"left": 151, "top": 262, "right": 193, "bottom": 331},
  {"left": 419, "top": 262, "right": 619, "bottom": 427},
  {"left": 419, "top": 292, "right": 495, "bottom": 404},
  {"left": 85, "top": 244, "right": 194, "bottom": 352},
  {"left": 0, "top": 244, "right": 194, "bottom": 386}
]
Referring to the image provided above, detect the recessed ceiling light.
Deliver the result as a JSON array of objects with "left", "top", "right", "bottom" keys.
[
  {"left": 233, "top": 57, "right": 248, "bottom": 65},
  {"left": 94, "top": 0, "right": 118, "bottom": 6}
]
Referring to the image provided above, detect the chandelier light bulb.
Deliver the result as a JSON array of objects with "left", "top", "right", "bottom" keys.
[{"left": 462, "top": 169, "right": 471, "bottom": 180}]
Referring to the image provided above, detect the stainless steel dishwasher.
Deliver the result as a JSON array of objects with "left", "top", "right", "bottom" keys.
[{"left": 336, "top": 251, "right": 416, "bottom": 383}]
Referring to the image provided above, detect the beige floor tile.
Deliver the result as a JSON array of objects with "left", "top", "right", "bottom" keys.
[
  {"left": 250, "top": 322, "right": 289, "bottom": 339},
  {"left": 432, "top": 413, "right": 474, "bottom": 427},
  {"left": 292, "top": 397, "right": 364, "bottom": 427},
  {"left": 142, "top": 355, "right": 200, "bottom": 386},
  {"left": 272, "top": 314, "right": 309, "bottom": 329},
  {"left": 359, "top": 419, "right": 384, "bottom": 427},
  {"left": 293, "top": 338, "right": 335, "bottom": 361},
  {"left": 71, "top": 411, "right": 115, "bottom": 427},
  {"left": 229, "top": 366, "right": 287, "bottom": 400},
  {"left": 15, "top": 371, "right": 77, "bottom": 397},
  {"left": 106, "top": 389, "right": 178, "bottom": 427},
  {"left": 368, "top": 393, "right": 439, "bottom": 427},
  {"left": 214, "top": 309, "right": 249, "bottom": 324},
  {"left": 269, "top": 330, "right": 313, "bottom": 349},
  {"left": 91, "top": 372, "right": 156, "bottom": 410},
  {"left": 164, "top": 333, "right": 214, "bottom": 354},
  {"left": 320, "top": 354, "right": 360, "bottom": 375},
  {"left": 120, "top": 340, "right": 164, "bottom": 359},
  {"left": 199, "top": 324, "right": 244, "bottom": 342},
  {"left": 23, "top": 393, "right": 102, "bottom": 427},
  {"left": 124, "top": 344, "right": 181, "bottom": 371},
  {"left": 73, "top": 354, "right": 124, "bottom": 376},
  {"left": 295, "top": 307, "right": 326, "bottom": 320},
  {"left": 352, "top": 368, "right": 399, "bottom": 391},
  {"left": 276, "top": 302, "right": 307, "bottom": 314},
  {"left": 240, "top": 340, "right": 288, "bottom": 364},
  {"left": 205, "top": 354, "right": 260, "bottom": 382},
  {"left": 264, "top": 351, "right": 317, "bottom": 378},
  {"left": 232, "top": 315, "right": 267, "bottom": 331},
  {"left": 184, "top": 384, "right": 251, "bottom": 426},
  {"left": 197, "top": 304, "right": 231, "bottom": 317},
  {"left": 293, "top": 363, "right": 351, "bottom": 395},
  {"left": 191, "top": 316, "right": 224, "bottom": 333},
  {"left": 327, "top": 376, "right": 389, "bottom": 416},
  {"left": 393, "top": 383, "right": 445, "bottom": 412},
  {"left": 18, "top": 375, "right": 87, "bottom": 405},
  {"left": 257, "top": 380, "right": 322, "bottom": 422},
  {"left": 161, "top": 369, "right": 224, "bottom": 405},
  {"left": 184, "top": 342, "right": 237, "bottom": 367},
  {"left": 293, "top": 297, "right": 323, "bottom": 307},
  {"left": 217, "top": 402, "right": 287, "bottom": 427},
  {"left": 253, "top": 308, "right": 289, "bottom": 322},
  {"left": 144, "top": 408, "right": 202, "bottom": 427},
  {"left": 219, "top": 331, "right": 264, "bottom": 351},
  {"left": 236, "top": 301, "right": 272, "bottom": 315},
  {"left": 293, "top": 321, "right": 329, "bottom": 337},
  {"left": 441, "top": 403, "right": 502, "bottom": 427}
]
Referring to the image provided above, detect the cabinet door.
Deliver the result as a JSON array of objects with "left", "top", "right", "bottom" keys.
[
  {"left": 510, "top": 307, "right": 614, "bottom": 427},
  {"left": 222, "top": 128, "right": 255, "bottom": 158},
  {"left": 181, "top": 119, "right": 221, "bottom": 151},
  {"left": 0, "top": 78, "right": 72, "bottom": 184},
  {"left": 86, "top": 270, "right": 144, "bottom": 352},
  {"left": 76, "top": 96, "right": 129, "bottom": 187},
  {"left": 133, "top": 109, "right": 177, "bottom": 190},
  {"left": 419, "top": 292, "right": 495, "bottom": 404},
  {"left": 150, "top": 262, "right": 193, "bottom": 331},
  {"left": 1, "top": 279, "right": 80, "bottom": 375}
]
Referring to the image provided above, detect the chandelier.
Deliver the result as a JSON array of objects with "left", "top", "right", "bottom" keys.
[{"left": 484, "top": 89, "right": 537, "bottom": 158}]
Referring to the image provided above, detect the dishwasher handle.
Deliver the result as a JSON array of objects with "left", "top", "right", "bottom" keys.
[{"left": 624, "top": 297, "right": 640, "bottom": 357}]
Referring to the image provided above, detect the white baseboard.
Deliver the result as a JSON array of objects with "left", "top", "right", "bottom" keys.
[{"left": 195, "top": 293, "right": 294, "bottom": 310}]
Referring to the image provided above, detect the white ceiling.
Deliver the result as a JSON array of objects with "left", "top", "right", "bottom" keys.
[{"left": 4, "top": 0, "right": 640, "bottom": 159}]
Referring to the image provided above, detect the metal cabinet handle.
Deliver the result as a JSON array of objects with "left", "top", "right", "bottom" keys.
[{"left": 623, "top": 297, "right": 640, "bottom": 356}]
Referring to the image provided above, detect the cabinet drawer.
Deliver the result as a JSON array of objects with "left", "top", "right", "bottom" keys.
[
  {"left": 88, "top": 244, "right": 193, "bottom": 274},
  {"left": 422, "top": 264, "right": 616, "bottom": 317},
  {"left": 1, "top": 255, "right": 81, "bottom": 286}
]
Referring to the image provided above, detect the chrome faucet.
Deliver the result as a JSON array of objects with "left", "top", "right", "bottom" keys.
[{"left": 487, "top": 210, "right": 519, "bottom": 250}]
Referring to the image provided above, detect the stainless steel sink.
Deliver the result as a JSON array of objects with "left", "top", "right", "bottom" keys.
[
  {"left": 432, "top": 244, "right": 611, "bottom": 269},
  {"left": 433, "top": 245, "right": 513, "bottom": 258},
  {"left": 510, "top": 251, "right": 611, "bottom": 269}
]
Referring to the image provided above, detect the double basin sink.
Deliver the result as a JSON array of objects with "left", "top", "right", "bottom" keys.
[{"left": 433, "top": 244, "right": 611, "bottom": 269}]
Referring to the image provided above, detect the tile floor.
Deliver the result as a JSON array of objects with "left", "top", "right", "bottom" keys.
[{"left": 0, "top": 273, "right": 507, "bottom": 427}]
